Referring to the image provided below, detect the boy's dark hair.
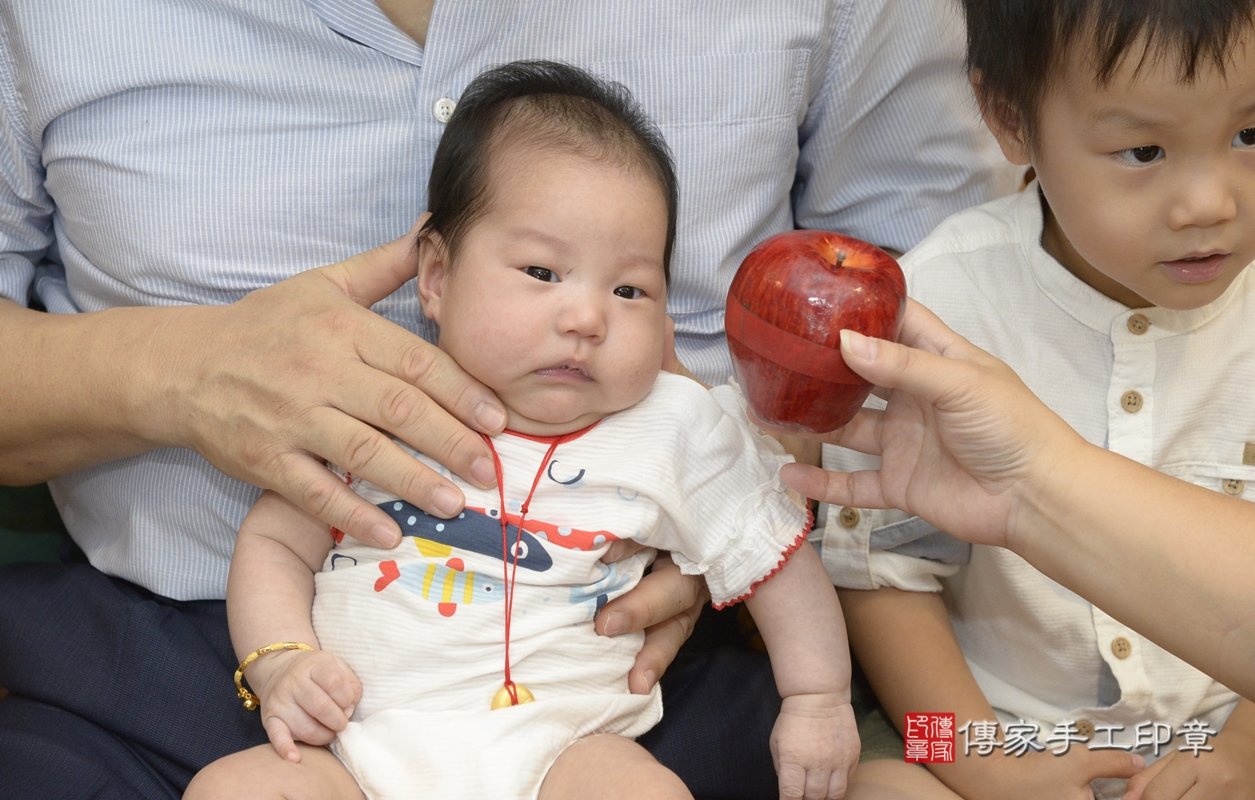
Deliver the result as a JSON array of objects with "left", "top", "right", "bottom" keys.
[
  {"left": 422, "top": 60, "right": 677, "bottom": 283},
  {"left": 963, "top": 0, "right": 1255, "bottom": 145}
]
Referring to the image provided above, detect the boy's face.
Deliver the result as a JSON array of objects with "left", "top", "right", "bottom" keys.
[
  {"left": 988, "top": 38, "right": 1255, "bottom": 310},
  {"left": 418, "top": 145, "right": 668, "bottom": 436}
]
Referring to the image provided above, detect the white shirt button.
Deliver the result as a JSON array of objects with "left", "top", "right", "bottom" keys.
[
  {"left": 1111, "top": 636, "right": 1133, "bottom": 659},
  {"left": 433, "top": 97, "right": 457, "bottom": 123}
]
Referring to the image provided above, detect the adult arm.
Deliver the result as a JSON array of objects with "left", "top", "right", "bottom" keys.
[
  {"left": 1, "top": 227, "right": 702, "bottom": 692},
  {"left": 0, "top": 233, "right": 508, "bottom": 547},
  {"left": 780, "top": 300, "right": 1255, "bottom": 699}
]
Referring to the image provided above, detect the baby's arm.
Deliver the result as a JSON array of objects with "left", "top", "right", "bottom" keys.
[
  {"left": 744, "top": 542, "right": 859, "bottom": 799},
  {"left": 229, "top": 489, "right": 362, "bottom": 762}
]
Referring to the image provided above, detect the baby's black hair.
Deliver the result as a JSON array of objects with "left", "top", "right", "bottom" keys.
[
  {"left": 421, "top": 60, "right": 677, "bottom": 284},
  {"left": 962, "top": 0, "right": 1255, "bottom": 146}
]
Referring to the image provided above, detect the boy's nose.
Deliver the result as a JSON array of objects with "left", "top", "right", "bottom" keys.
[{"left": 1167, "top": 169, "right": 1238, "bottom": 231}]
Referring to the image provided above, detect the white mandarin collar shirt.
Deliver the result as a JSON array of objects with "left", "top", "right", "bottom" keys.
[{"left": 821, "top": 184, "right": 1252, "bottom": 772}]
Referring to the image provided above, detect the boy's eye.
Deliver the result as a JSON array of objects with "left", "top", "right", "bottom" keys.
[
  {"left": 525, "top": 266, "right": 558, "bottom": 282},
  {"left": 1233, "top": 128, "right": 1255, "bottom": 147},
  {"left": 1116, "top": 145, "right": 1163, "bottom": 165},
  {"left": 613, "top": 286, "right": 644, "bottom": 300}
]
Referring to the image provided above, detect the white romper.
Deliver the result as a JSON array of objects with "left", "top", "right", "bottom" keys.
[{"left": 311, "top": 374, "right": 810, "bottom": 800}]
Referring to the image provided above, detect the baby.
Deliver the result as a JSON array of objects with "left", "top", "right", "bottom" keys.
[
  {"left": 188, "top": 61, "right": 859, "bottom": 800},
  {"left": 821, "top": 1, "right": 1255, "bottom": 798}
]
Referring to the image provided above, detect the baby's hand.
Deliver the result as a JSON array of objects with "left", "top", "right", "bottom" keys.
[
  {"left": 246, "top": 647, "right": 362, "bottom": 763},
  {"left": 771, "top": 693, "right": 860, "bottom": 800}
]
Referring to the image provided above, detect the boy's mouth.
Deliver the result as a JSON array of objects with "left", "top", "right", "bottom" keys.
[{"left": 1160, "top": 252, "right": 1229, "bottom": 284}]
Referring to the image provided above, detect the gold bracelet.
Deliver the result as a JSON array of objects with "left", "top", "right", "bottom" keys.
[{"left": 234, "top": 642, "right": 314, "bottom": 711}]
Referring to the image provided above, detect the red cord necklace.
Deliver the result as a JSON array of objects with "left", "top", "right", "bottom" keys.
[{"left": 482, "top": 432, "right": 574, "bottom": 709}]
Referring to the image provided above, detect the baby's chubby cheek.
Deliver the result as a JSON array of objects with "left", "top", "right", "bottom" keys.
[
  {"left": 623, "top": 359, "right": 665, "bottom": 402},
  {"left": 436, "top": 333, "right": 515, "bottom": 392}
]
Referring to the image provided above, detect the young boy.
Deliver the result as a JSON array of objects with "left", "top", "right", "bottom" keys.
[
  {"left": 821, "top": 2, "right": 1255, "bottom": 799},
  {"left": 186, "top": 62, "right": 860, "bottom": 800}
]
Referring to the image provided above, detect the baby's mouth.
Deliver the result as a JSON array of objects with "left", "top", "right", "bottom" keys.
[{"left": 535, "top": 362, "right": 591, "bottom": 381}]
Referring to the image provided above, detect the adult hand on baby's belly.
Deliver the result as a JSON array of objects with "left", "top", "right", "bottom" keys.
[{"left": 594, "top": 552, "right": 708, "bottom": 695}]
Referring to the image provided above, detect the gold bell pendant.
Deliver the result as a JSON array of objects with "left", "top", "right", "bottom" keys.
[{"left": 491, "top": 682, "right": 535, "bottom": 710}]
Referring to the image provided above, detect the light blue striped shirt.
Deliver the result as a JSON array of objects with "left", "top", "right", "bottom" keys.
[{"left": 0, "top": 0, "right": 1016, "bottom": 599}]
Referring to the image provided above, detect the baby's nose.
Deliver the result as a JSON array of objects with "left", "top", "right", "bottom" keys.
[{"left": 559, "top": 293, "right": 608, "bottom": 340}]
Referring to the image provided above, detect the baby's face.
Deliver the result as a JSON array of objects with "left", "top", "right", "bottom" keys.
[
  {"left": 418, "top": 146, "right": 668, "bottom": 436},
  {"left": 999, "top": 37, "right": 1255, "bottom": 310}
]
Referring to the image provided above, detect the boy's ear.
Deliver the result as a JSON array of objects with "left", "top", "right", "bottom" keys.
[
  {"left": 971, "top": 72, "right": 1032, "bottom": 166},
  {"left": 416, "top": 229, "right": 450, "bottom": 324}
]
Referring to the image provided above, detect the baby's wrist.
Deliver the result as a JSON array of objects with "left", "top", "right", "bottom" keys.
[
  {"left": 772, "top": 668, "right": 850, "bottom": 701},
  {"left": 779, "top": 690, "right": 852, "bottom": 713},
  {"left": 242, "top": 646, "right": 310, "bottom": 699}
]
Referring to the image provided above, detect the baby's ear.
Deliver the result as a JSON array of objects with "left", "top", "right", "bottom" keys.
[
  {"left": 970, "top": 72, "right": 1032, "bottom": 166},
  {"left": 416, "top": 229, "right": 450, "bottom": 323}
]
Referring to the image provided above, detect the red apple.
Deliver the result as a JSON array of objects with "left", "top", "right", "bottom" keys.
[{"left": 726, "top": 230, "right": 906, "bottom": 434}]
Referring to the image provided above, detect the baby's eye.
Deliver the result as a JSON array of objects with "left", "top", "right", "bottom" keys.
[
  {"left": 525, "top": 266, "right": 558, "bottom": 282},
  {"left": 1116, "top": 145, "right": 1163, "bottom": 165},
  {"left": 1233, "top": 128, "right": 1255, "bottom": 148},
  {"left": 613, "top": 286, "right": 644, "bottom": 300}
]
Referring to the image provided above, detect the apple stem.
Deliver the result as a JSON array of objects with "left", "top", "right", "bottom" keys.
[{"left": 836, "top": 251, "right": 847, "bottom": 266}]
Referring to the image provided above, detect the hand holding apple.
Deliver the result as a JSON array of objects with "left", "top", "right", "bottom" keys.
[{"left": 726, "top": 230, "right": 906, "bottom": 433}]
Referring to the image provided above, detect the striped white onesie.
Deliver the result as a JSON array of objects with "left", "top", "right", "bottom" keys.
[{"left": 310, "top": 374, "right": 810, "bottom": 800}]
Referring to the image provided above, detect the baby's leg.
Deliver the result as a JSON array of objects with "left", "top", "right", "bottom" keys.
[
  {"left": 184, "top": 743, "right": 366, "bottom": 800},
  {"left": 539, "top": 734, "right": 692, "bottom": 800}
]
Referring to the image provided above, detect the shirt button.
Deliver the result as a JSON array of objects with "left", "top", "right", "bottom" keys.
[
  {"left": 838, "top": 507, "right": 860, "bottom": 528},
  {"left": 1111, "top": 637, "right": 1133, "bottom": 659},
  {"left": 1223, "top": 479, "right": 1246, "bottom": 495},
  {"left": 1076, "top": 719, "right": 1095, "bottom": 740},
  {"left": 1120, "top": 391, "right": 1143, "bottom": 413},
  {"left": 432, "top": 97, "right": 457, "bottom": 123},
  {"left": 1127, "top": 314, "right": 1150, "bottom": 335}
]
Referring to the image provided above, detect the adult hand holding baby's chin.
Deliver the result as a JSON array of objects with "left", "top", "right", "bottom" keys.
[{"left": 153, "top": 214, "right": 507, "bottom": 548}]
